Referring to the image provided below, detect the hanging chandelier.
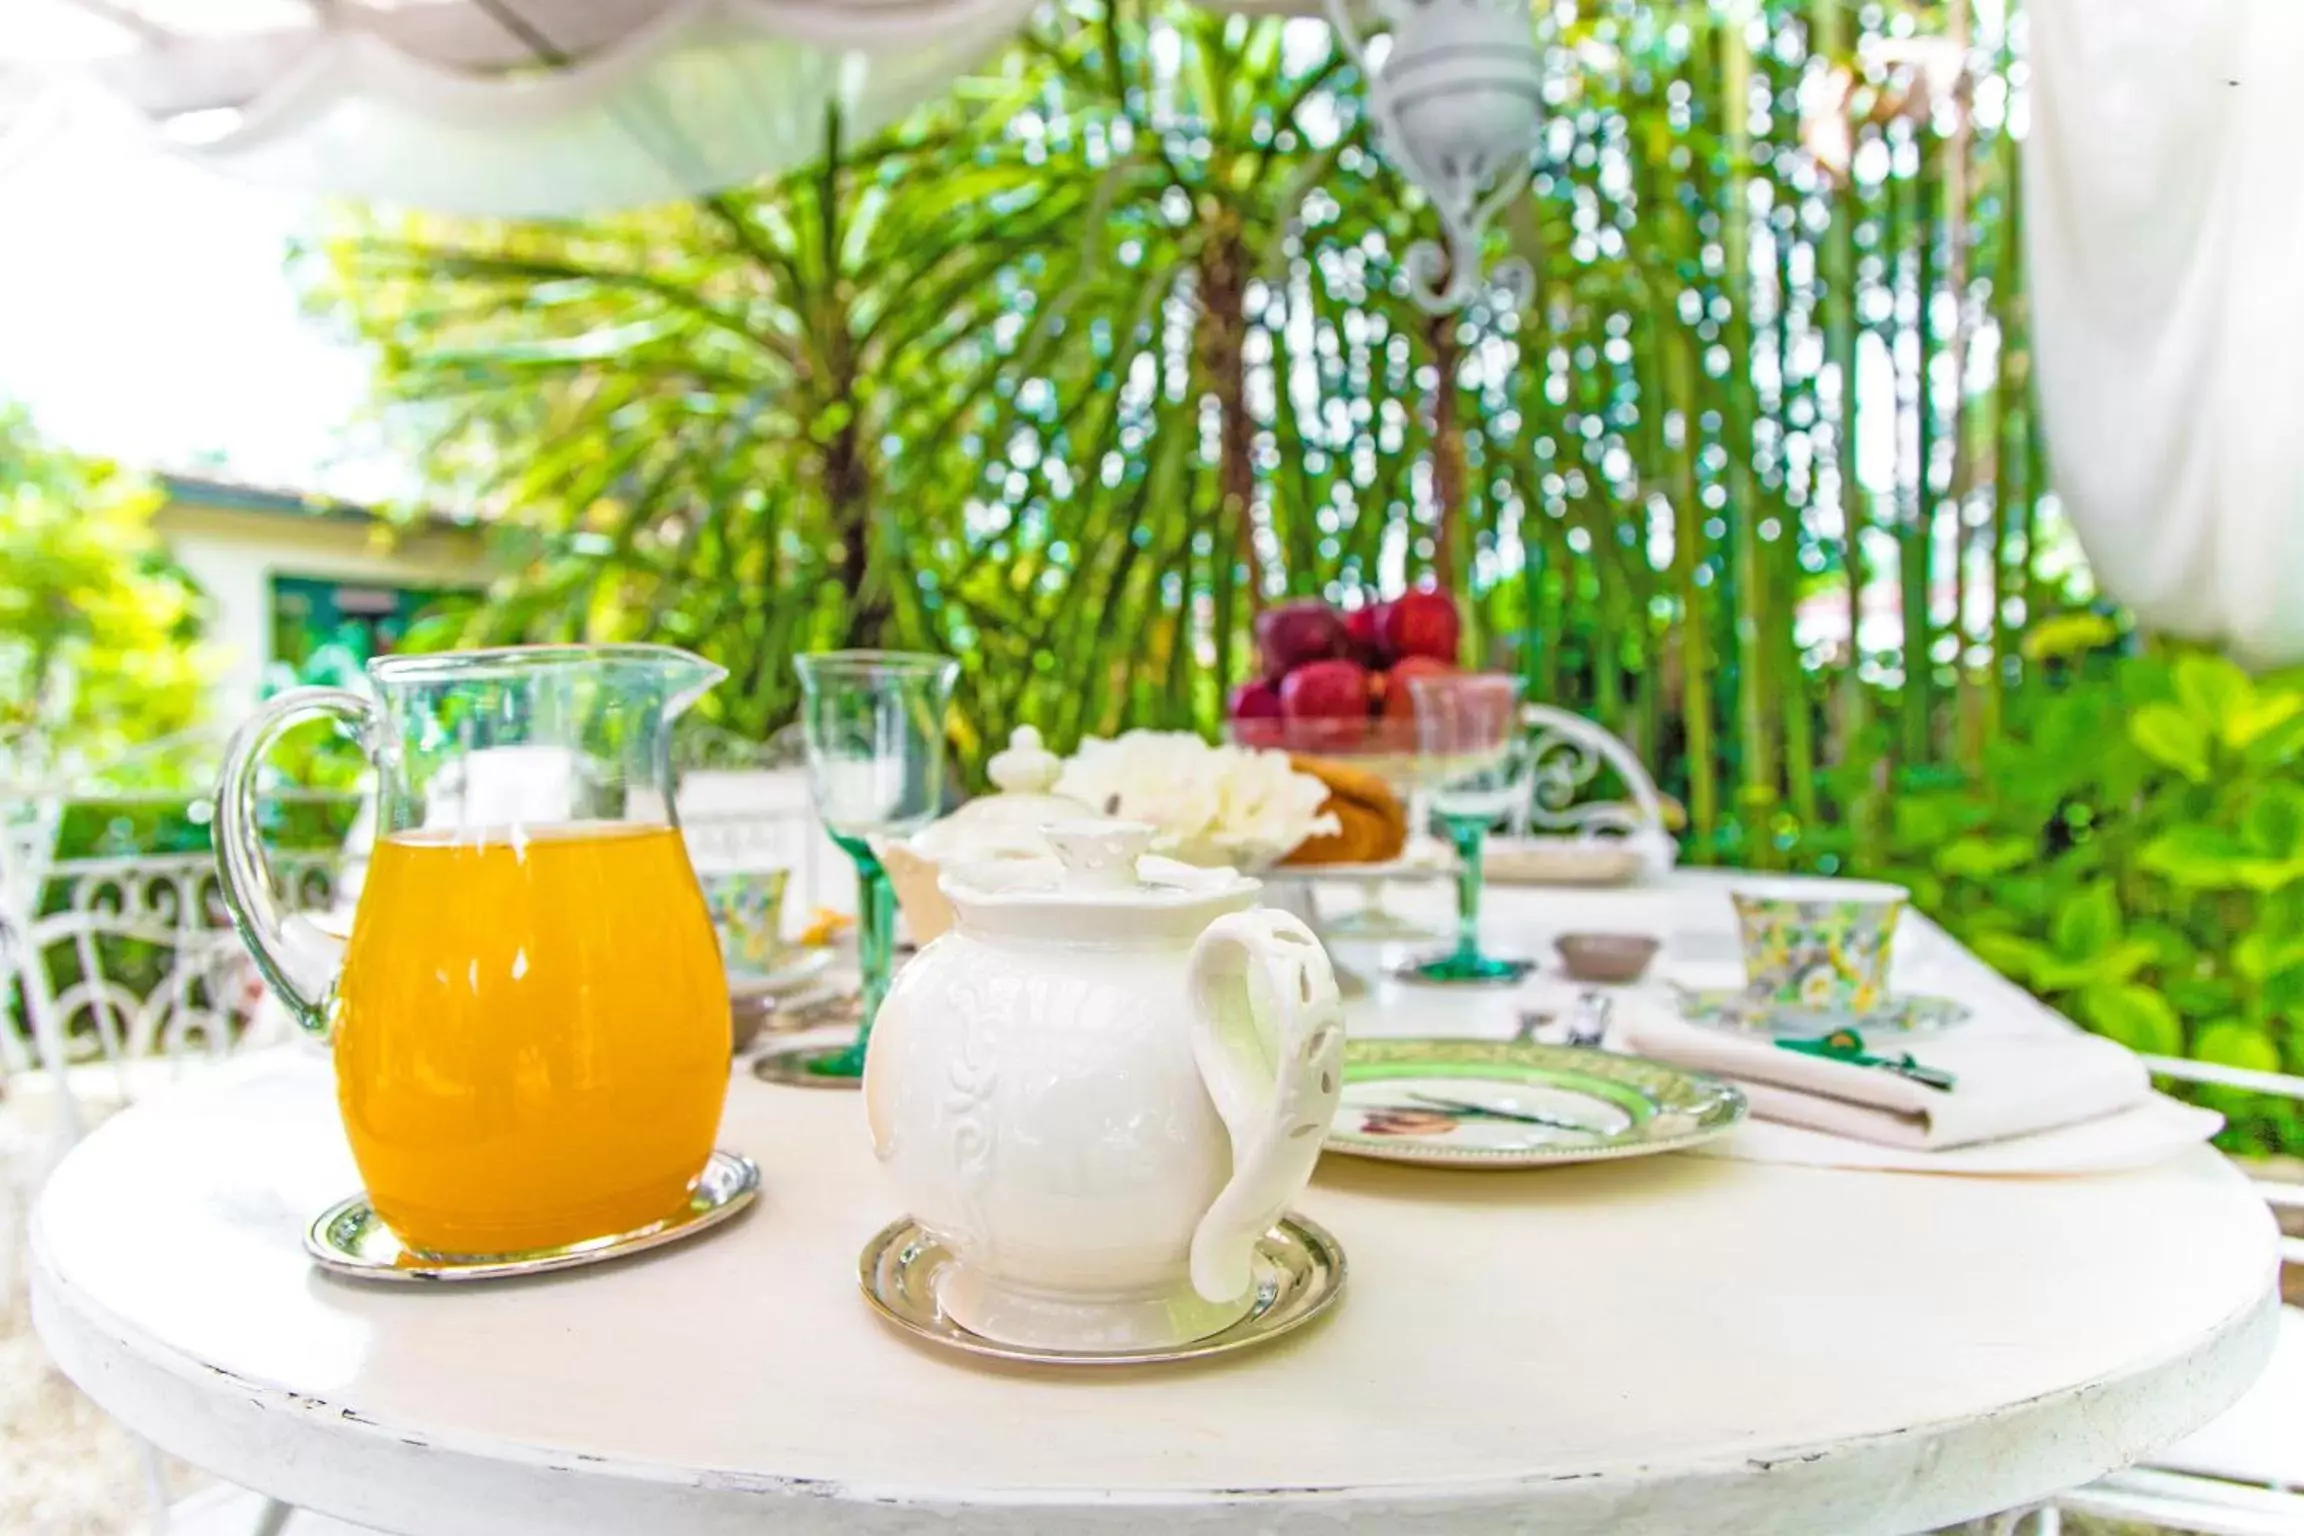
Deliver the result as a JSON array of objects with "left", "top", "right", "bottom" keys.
[{"left": 1322, "top": 0, "right": 1545, "bottom": 313}]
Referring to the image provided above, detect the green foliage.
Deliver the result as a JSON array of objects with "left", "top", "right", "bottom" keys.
[
  {"left": 310, "top": 0, "right": 2042, "bottom": 799},
  {"left": 300, "top": 4, "right": 2302, "bottom": 1145},
  {"left": 1869, "top": 642, "right": 2304, "bottom": 1153},
  {"left": 308, "top": 5, "right": 1468, "bottom": 766},
  {"left": 0, "top": 408, "right": 212, "bottom": 784}
]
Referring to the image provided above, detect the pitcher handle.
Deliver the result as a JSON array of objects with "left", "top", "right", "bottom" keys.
[
  {"left": 1184, "top": 909, "right": 1345, "bottom": 1304},
  {"left": 215, "top": 687, "right": 379, "bottom": 1038}
]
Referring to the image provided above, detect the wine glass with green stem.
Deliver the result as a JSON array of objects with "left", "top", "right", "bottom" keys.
[
  {"left": 772, "top": 650, "right": 958, "bottom": 1083},
  {"left": 1402, "top": 672, "right": 1534, "bottom": 986}
]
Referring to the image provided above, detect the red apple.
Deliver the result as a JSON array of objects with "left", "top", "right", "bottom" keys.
[
  {"left": 1381, "top": 655, "right": 1458, "bottom": 718},
  {"left": 1279, "top": 658, "right": 1372, "bottom": 720},
  {"left": 1255, "top": 599, "right": 1347, "bottom": 676},
  {"left": 1228, "top": 676, "right": 1284, "bottom": 721},
  {"left": 1382, "top": 588, "right": 1462, "bottom": 663},
  {"left": 1343, "top": 601, "right": 1394, "bottom": 669}
]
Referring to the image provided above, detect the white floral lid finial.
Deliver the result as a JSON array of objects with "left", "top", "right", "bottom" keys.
[{"left": 987, "top": 725, "right": 1062, "bottom": 795}]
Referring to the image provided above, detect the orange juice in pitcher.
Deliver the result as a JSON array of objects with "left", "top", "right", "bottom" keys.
[
  {"left": 216, "top": 647, "right": 736, "bottom": 1259},
  {"left": 335, "top": 823, "right": 728, "bottom": 1255}
]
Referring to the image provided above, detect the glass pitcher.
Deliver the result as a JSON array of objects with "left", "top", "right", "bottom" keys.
[{"left": 216, "top": 645, "right": 733, "bottom": 1259}]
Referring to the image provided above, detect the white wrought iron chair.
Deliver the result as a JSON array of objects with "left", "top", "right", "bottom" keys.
[
  {"left": 1504, "top": 704, "right": 1678, "bottom": 881},
  {"left": 2047, "top": 1056, "right": 2304, "bottom": 1536},
  {"left": 1, "top": 787, "right": 361, "bottom": 1148},
  {"left": 2, "top": 747, "right": 367, "bottom": 1536}
]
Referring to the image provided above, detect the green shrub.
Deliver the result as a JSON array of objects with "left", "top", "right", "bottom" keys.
[{"left": 1870, "top": 647, "right": 2304, "bottom": 1154}]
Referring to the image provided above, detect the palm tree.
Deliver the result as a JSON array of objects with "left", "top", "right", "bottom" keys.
[
  {"left": 313, "top": 57, "right": 1107, "bottom": 743},
  {"left": 312, "top": 0, "right": 2042, "bottom": 822}
]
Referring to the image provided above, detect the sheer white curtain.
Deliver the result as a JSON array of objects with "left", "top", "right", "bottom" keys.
[
  {"left": 2027, "top": 0, "right": 2304, "bottom": 664},
  {"left": 0, "top": 0, "right": 1043, "bottom": 215}
]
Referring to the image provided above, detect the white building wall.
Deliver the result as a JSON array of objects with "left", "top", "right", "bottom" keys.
[{"left": 153, "top": 502, "right": 494, "bottom": 714}]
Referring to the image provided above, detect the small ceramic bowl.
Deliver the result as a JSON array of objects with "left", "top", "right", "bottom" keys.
[
  {"left": 730, "top": 989, "right": 776, "bottom": 1055},
  {"left": 1553, "top": 932, "right": 1662, "bottom": 985}
]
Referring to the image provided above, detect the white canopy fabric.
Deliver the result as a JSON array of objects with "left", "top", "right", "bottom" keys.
[
  {"left": 0, "top": 0, "right": 1044, "bottom": 215},
  {"left": 13, "top": 2, "right": 2291, "bottom": 662},
  {"left": 2027, "top": 0, "right": 2304, "bottom": 665}
]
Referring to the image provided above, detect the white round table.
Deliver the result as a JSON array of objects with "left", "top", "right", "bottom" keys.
[{"left": 32, "top": 1041, "right": 2280, "bottom": 1536}]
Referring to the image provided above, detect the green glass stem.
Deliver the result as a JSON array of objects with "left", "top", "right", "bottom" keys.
[
  {"left": 1444, "top": 815, "right": 1489, "bottom": 964},
  {"left": 1405, "top": 815, "right": 1529, "bottom": 986},
  {"left": 812, "top": 836, "right": 894, "bottom": 1080}
]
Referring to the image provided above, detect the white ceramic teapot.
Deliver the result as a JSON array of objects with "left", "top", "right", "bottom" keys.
[{"left": 865, "top": 820, "right": 1345, "bottom": 1352}]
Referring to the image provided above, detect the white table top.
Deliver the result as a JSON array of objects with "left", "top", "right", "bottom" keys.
[{"left": 31, "top": 874, "right": 2287, "bottom": 1536}]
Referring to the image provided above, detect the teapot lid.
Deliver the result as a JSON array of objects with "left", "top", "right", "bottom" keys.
[
  {"left": 985, "top": 725, "right": 1062, "bottom": 794},
  {"left": 939, "top": 820, "right": 1260, "bottom": 938},
  {"left": 905, "top": 726, "right": 1094, "bottom": 864}
]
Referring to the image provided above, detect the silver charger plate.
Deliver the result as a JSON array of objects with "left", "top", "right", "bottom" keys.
[
  {"left": 753, "top": 1041, "right": 866, "bottom": 1089},
  {"left": 858, "top": 1214, "right": 1347, "bottom": 1366},
  {"left": 306, "top": 1149, "right": 760, "bottom": 1283}
]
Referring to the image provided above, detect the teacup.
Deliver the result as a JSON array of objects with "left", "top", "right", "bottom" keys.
[
  {"left": 703, "top": 868, "right": 791, "bottom": 975},
  {"left": 1729, "top": 879, "right": 1908, "bottom": 1016}
]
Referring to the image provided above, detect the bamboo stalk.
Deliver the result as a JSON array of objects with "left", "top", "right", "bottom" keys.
[
  {"left": 1986, "top": 82, "right": 2025, "bottom": 744},
  {"left": 2020, "top": 392, "right": 2046, "bottom": 684},
  {"left": 1537, "top": 529, "right": 1566, "bottom": 705},
  {"left": 1769, "top": 142, "right": 1820, "bottom": 832},
  {"left": 1900, "top": 134, "right": 1937, "bottom": 766},
  {"left": 1718, "top": 3, "right": 1779, "bottom": 838},
  {"left": 2006, "top": 136, "right": 2044, "bottom": 693},
  {"left": 1521, "top": 527, "right": 1547, "bottom": 702},
  {"left": 1665, "top": 317, "right": 1719, "bottom": 851},
  {"left": 1941, "top": 0, "right": 1978, "bottom": 765},
  {"left": 1425, "top": 308, "right": 1469, "bottom": 596},
  {"left": 1516, "top": 273, "right": 1555, "bottom": 704},
  {"left": 1622, "top": 71, "right": 1673, "bottom": 778},
  {"left": 1816, "top": 0, "right": 1867, "bottom": 766}
]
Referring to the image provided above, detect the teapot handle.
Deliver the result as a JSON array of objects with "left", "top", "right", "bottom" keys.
[
  {"left": 215, "top": 687, "right": 379, "bottom": 1039},
  {"left": 1184, "top": 909, "right": 1345, "bottom": 1304}
]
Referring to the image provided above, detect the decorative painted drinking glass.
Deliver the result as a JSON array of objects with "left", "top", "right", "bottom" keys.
[
  {"left": 702, "top": 868, "right": 791, "bottom": 976},
  {"left": 1405, "top": 673, "right": 1533, "bottom": 985},
  {"left": 1730, "top": 880, "right": 1909, "bottom": 1016},
  {"left": 784, "top": 651, "right": 959, "bottom": 1082}
]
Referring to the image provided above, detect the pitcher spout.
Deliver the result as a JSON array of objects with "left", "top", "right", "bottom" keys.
[{"left": 652, "top": 647, "right": 728, "bottom": 720}]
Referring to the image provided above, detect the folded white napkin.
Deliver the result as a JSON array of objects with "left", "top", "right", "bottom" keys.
[
  {"left": 1694, "top": 1097, "right": 2226, "bottom": 1175},
  {"left": 1624, "top": 1009, "right": 2153, "bottom": 1151}
]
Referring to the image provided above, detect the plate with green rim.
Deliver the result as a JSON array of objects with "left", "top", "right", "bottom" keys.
[{"left": 1324, "top": 1038, "right": 1746, "bottom": 1169}]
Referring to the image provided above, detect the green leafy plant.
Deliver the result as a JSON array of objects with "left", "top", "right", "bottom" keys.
[
  {"left": 308, "top": 0, "right": 2043, "bottom": 804},
  {"left": 1871, "top": 643, "right": 2304, "bottom": 1152},
  {"left": 293, "top": 3, "right": 2304, "bottom": 1148},
  {"left": 0, "top": 407, "right": 212, "bottom": 787}
]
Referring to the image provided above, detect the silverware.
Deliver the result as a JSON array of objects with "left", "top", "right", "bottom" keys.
[
  {"left": 1405, "top": 1091, "right": 1601, "bottom": 1134},
  {"left": 1512, "top": 991, "right": 1610, "bottom": 1050},
  {"left": 1776, "top": 1029, "right": 1958, "bottom": 1091},
  {"left": 1564, "top": 990, "right": 1612, "bottom": 1049}
]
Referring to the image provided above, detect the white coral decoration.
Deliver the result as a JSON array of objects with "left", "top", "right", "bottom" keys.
[{"left": 1055, "top": 730, "right": 1338, "bottom": 869}]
